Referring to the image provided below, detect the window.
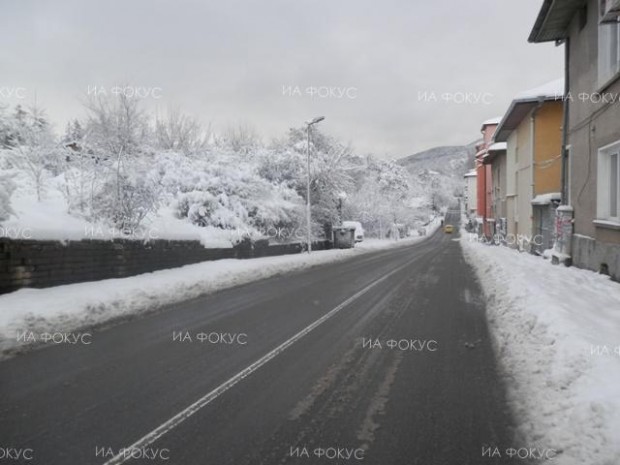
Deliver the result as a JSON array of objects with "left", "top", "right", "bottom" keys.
[
  {"left": 598, "top": 17, "right": 620, "bottom": 86},
  {"left": 597, "top": 141, "right": 620, "bottom": 222}
]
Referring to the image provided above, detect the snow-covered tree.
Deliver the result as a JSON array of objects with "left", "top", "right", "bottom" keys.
[
  {"left": 0, "top": 94, "right": 440, "bottom": 244},
  {"left": 62, "top": 119, "right": 85, "bottom": 148},
  {"left": 84, "top": 93, "right": 149, "bottom": 157},
  {"left": 223, "top": 122, "right": 260, "bottom": 155},
  {"left": 0, "top": 105, "right": 17, "bottom": 148},
  {"left": 9, "top": 104, "right": 58, "bottom": 201},
  {"left": 340, "top": 155, "right": 419, "bottom": 237},
  {"left": 0, "top": 174, "right": 15, "bottom": 221},
  {"left": 92, "top": 160, "right": 161, "bottom": 231},
  {"left": 261, "top": 127, "right": 354, "bottom": 236},
  {"left": 75, "top": 95, "right": 160, "bottom": 230},
  {"left": 155, "top": 108, "right": 207, "bottom": 154}
]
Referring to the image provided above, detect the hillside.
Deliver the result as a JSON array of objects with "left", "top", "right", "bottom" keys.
[
  {"left": 397, "top": 142, "right": 478, "bottom": 177},
  {"left": 396, "top": 142, "right": 479, "bottom": 201}
]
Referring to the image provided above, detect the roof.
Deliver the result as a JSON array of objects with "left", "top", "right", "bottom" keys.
[
  {"left": 515, "top": 78, "right": 564, "bottom": 100},
  {"left": 529, "top": 0, "right": 586, "bottom": 43},
  {"left": 494, "top": 78, "right": 565, "bottom": 142},
  {"left": 480, "top": 117, "right": 502, "bottom": 131},
  {"left": 483, "top": 143, "right": 507, "bottom": 164}
]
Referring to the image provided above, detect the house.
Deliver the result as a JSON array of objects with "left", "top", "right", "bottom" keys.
[
  {"left": 493, "top": 79, "right": 564, "bottom": 253},
  {"left": 463, "top": 169, "right": 477, "bottom": 217},
  {"left": 475, "top": 118, "right": 501, "bottom": 238},
  {"left": 530, "top": 0, "right": 620, "bottom": 279},
  {"left": 483, "top": 142, "right": 508, "bottom": 241}
]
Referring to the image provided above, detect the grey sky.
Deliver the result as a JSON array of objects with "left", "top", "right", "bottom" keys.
[{"left": 0, "top": 0, "right": 563, "bottom": 157}]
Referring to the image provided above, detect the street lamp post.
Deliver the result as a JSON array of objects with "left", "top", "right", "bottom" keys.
[{"left": 305, "top": 116, "right": 325, "bottom": 253}]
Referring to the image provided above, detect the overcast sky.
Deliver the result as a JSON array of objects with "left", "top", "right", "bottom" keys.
[{"left": 0, "top": 0, "right": 563, "bottom": 158}]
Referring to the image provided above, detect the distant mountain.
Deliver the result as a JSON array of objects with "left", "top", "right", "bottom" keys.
[
  {"left": 396, "top": 141, "right": 479, "bottom": 202},
  {"left": 397, "top": 142, "right": 478, "bottom": 177}
]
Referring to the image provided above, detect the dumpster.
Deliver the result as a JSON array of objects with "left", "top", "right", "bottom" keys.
[{"left": 332, "top": 226, "right": 356, "bottom": 249}]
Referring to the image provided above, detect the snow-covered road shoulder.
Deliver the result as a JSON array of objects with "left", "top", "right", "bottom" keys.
[
  {"left": 461, "top": 232, "right": 620, "bottom": 465},
  {"left": 0, "top": 227, "right": 439, "bottom": 358}
]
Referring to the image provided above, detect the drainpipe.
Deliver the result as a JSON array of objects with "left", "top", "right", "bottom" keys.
[
  {"left": 554, "top": 37, "right": 573, "bottom": 265},
  {"left": 530, "top": 98, "right": 545, "bottom": 252},
  {"left": 561, "top": 37, "right": 570, "bottom": 205},
  {"left": 531, "top": 98, "right": 545, "bottom": 197}
]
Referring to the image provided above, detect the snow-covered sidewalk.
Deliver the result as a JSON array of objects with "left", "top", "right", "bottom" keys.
[
  {"left": 461, "top": 232, "right": 620, "bottom": 465},
  {"left": 0, "top": 221, "right": 440, "bottom": 357}
]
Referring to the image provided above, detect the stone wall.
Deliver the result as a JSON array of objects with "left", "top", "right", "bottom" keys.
[
  {"left": 571, "top": 234, "right": 620, "bottom": 282},
  {"left": 0, "top": 238, "right": 331, "bottom": 294}
]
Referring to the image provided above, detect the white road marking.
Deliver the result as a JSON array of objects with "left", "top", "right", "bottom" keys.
[{"left": 102, "top": 254, "right": 420, "bottom": 464}]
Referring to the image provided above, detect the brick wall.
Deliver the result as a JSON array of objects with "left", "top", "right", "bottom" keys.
[{"left": 0, "top": 238, "right": 331, "bottom": 294}]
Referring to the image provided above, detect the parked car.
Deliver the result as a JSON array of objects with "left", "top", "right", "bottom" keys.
[
  {"left": 342, "top": 221, "right": 364, "bottom": 242},
  {"left": 444, "top": 224, "right": 454, "bottom": 234}
]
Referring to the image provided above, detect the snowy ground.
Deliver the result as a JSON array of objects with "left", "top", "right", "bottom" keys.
[
  {"left": 0, "top": 218, "right": 441, "bottom": 358},
  {"left": 461, "top": 232, "right": 620, "bottom": 465},
  {"left": 1, "top": 172, "right": 242, "bottom": 247}
]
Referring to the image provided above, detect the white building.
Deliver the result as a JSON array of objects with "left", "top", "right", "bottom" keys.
[{"left": 463, "top": 169, "right": 477, "bottom": 216}]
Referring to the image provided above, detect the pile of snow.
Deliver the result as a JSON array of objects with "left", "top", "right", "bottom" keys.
[
  {"left": 0, "top": 230, "right": 440, "bottom": 358},
  {"left": 531, "top": 192, "right": 561, "bottom": 206},
  {"left": 461, "top": 232, "right": 620, "bottom": 465}
]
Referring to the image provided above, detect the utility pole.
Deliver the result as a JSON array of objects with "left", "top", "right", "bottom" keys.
[{"left": 305, "top": 116, "right": 325, "bottom": 253}]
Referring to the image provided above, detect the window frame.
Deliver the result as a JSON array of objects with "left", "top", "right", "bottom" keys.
[
  {"left": 598, "top": 15, "right": 620, "bottom": 88},
  {"left": 597, "top": 140, "right": 620, "bottom": 223}
]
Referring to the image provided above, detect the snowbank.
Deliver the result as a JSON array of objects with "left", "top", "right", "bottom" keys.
[
  {"left": 461, "top": 233, "right": 620, "bottom": 465},
  {"left": 0, "top": 229, "right": 439, "bottom": 358}
]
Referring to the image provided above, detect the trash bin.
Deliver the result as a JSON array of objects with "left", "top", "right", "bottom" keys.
[{"left": 332, "top": 226, "right": 356, "bottom": 249}]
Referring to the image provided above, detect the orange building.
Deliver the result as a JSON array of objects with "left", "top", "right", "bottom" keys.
[
  {"left": 494, "top": 79, "right": 564, "bottom": 252},
  {"left": 475, "top": 118, "right": 501, "bottom": 238}
]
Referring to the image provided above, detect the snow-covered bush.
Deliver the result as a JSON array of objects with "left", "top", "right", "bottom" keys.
[
  {"left": 151, "top": 151, "right": 303, "bottom": 237},
  {"left": 91, "top": 173, "right": 159, "bottom": 231},
  {"left": 59, "top": 148, "right": 162, "bottom": 232},
  {"left": 60, "top": 156, "right": 100, "bottom": 217}
]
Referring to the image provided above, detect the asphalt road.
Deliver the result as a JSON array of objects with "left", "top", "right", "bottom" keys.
[{"left": 0, "top": 211, "right": 525, "bottom": 465}]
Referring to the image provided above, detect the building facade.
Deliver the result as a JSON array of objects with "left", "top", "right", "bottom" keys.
[
  {"left": 494, "top": 80, "right": 564, "bottom": 252},
  {"left": 475, "top": 118, "right": 501, "bottom": 238},
  {"left": 463, "top": 169, "right": 477, "bottom": 217},
  {"left": 530, "top": 0, "right": 620, "bottom": 280},
  {"left": 484, "top": 143, "right": 508, "bottom": 242}
]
